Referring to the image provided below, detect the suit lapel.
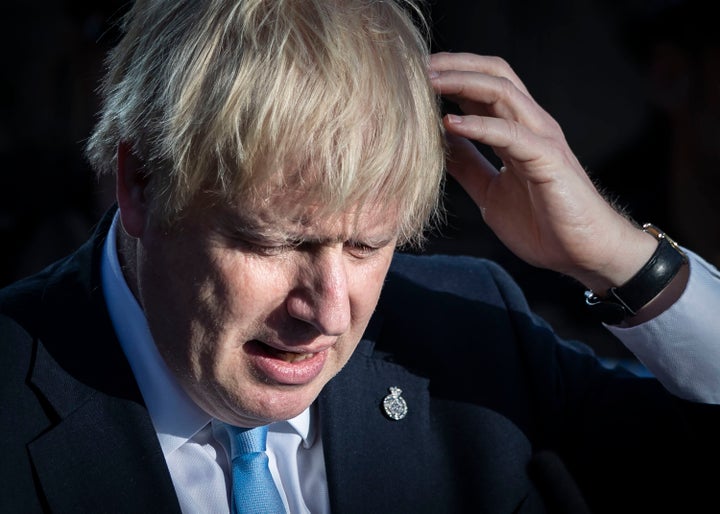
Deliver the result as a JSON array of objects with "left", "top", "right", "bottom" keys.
[
  {"left": 23, "top": 208, "right": 181, "bottom": 513},
  {"left": 317, "top": 271, "right": 548, "bottom": 514},
  {"left": 28, "top": 349, "right": 179, "bottom": 512},
  {"left": 319, "top": 336, "right": 442, "bottom": 513}
]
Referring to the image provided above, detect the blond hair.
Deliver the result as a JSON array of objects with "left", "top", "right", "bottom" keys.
[{"left": 86, "top": 0, "right": 445, "bottom": 247}]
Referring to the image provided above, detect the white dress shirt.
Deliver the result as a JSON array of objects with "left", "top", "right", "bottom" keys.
[
  {"left": 101, "top": 213, "right": 329, "bottom": 514},
  {"left": 100, "top": 212, "right": 720, "bottom": 513}
]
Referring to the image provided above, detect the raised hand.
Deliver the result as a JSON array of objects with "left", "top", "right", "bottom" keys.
[{"left": 428, "top": 52, "right": 658, "bottom": 294}]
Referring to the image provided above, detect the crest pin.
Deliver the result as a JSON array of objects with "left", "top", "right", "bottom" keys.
[{"left": 382, "top": 386, "right": 408, "bottom": 420}]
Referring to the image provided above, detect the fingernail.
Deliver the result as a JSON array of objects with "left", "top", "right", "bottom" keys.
[
  {"left": 428, "top": 69, "right": 439, "bottom": 79},
  {"left": 446, "top": 114, "right": 462, "bottom": 124}
]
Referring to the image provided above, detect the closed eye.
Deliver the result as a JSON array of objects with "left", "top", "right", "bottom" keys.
[
  {"left": 344, "top": 240, "right": 382, "bottom": 258},
  {"left": 228, "top": 234, "right": 300, "bottom": 256}
]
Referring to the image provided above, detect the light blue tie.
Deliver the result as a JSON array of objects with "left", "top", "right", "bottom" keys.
[{"left": 225, "top": 424, "right": 286, "bottom": 514}]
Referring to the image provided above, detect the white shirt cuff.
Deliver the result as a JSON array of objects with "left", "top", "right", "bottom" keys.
[{"left": 606, "top": 250, "right": 720, "bottom": 404}]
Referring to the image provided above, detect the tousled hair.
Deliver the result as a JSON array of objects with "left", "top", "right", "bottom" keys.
[{"left": 86, "top": 0, "right": 445, "bottom": 247}]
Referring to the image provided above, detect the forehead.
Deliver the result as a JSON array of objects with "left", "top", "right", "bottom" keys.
[{"left": 219, "top": 193, "right": 401, "bottom": 242}]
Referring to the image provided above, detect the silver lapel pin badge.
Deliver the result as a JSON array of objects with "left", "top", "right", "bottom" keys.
[{"left": 382, "top": 386, "right": 408, "bottom": 420}]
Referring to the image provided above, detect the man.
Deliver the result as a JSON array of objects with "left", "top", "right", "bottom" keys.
[{"left": 1, "top": 0, "right": 719, "bottom": 513}]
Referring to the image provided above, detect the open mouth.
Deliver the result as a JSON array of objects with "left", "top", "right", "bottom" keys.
[
  {"left": 271, "top": 349, "right": 316, "bottom": 363},
  {"left": 247, "top": 339, "right": 319, "bottom": 363},
  {"left": 245, "top": 339, "right": 329, "bottom": 385}
]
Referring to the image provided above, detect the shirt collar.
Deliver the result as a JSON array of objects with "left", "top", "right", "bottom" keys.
[
  {"left": 275, "top": 405, "right": 314, "bottom": 449},
  {"left": 100, "top": 211, "right": 313, "bottom": 453}
]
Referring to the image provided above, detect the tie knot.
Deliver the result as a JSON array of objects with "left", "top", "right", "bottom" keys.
[
  {"left": 221, "top": 423, "right": 286, "bottom": 513},
  {"left": 226, "top": 424, "right": 269, "bottom": 457}
]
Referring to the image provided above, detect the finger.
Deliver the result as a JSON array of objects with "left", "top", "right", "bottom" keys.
[
  {"left": 429, "top": 52, "right": 531, "bottom": 96},
  {"left": 443, "top": 114, "right": 561, "bottom": 182},
  {"left": 430, "top": 69, "right": 551, "bottom": 133}
]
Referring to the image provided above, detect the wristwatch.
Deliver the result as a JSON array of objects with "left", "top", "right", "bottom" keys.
[{"left": 584, "top": 223, "right": 688, "bottom": 325}]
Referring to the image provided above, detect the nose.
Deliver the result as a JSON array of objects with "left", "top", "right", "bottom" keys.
[{"left": 285, "top": 247, "right": 352, "bottom": 336}]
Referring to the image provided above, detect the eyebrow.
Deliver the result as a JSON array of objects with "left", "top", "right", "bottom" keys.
[{"left": 221, "top": 211, "right": 397, "bottom": 247}]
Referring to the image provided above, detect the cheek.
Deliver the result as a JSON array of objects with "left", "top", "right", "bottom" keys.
[
  {"left": 197, "top": 254, "right": 295, "bottom": 352},
  {"left": 212, "top": 253, "right": 290, "bottom": 312},
  {"left": 140, "top": 243, "right": 235, "bottom": 372},
  {"left": 331, "top": 261, "right": 391, "bottom": 370},
  {"left": 348, "top": 255, "right": 394, "bottom": 320}
]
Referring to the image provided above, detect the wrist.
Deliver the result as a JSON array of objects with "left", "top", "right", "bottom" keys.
[{"left": 584, "top": 224, "right": 688, "bottom": 325}]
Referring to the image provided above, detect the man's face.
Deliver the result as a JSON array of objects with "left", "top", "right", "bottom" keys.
[{"left": 133, "top": 195, "right": 398, "bottom": 427}]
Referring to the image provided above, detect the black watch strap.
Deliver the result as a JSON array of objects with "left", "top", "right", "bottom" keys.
[{"left": 584, "top": 224, "right": 688, "bottom": 324}]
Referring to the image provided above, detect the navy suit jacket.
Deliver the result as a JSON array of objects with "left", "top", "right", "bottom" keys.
[{"left": 1, "top": 209, "right": 718, "bottom": 513}]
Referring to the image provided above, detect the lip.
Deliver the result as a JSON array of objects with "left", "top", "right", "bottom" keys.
[{"left": 245, "top": 340, "right": 330, "bottom": 385}]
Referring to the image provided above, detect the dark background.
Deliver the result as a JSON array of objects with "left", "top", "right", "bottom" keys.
[{"left": 2, "top": 0, "right": 718, "bottom": 360}]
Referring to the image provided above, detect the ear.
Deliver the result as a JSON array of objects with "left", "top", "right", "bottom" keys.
[{"left": 116, "top": 142, "right": 150, "bottom": 238}]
